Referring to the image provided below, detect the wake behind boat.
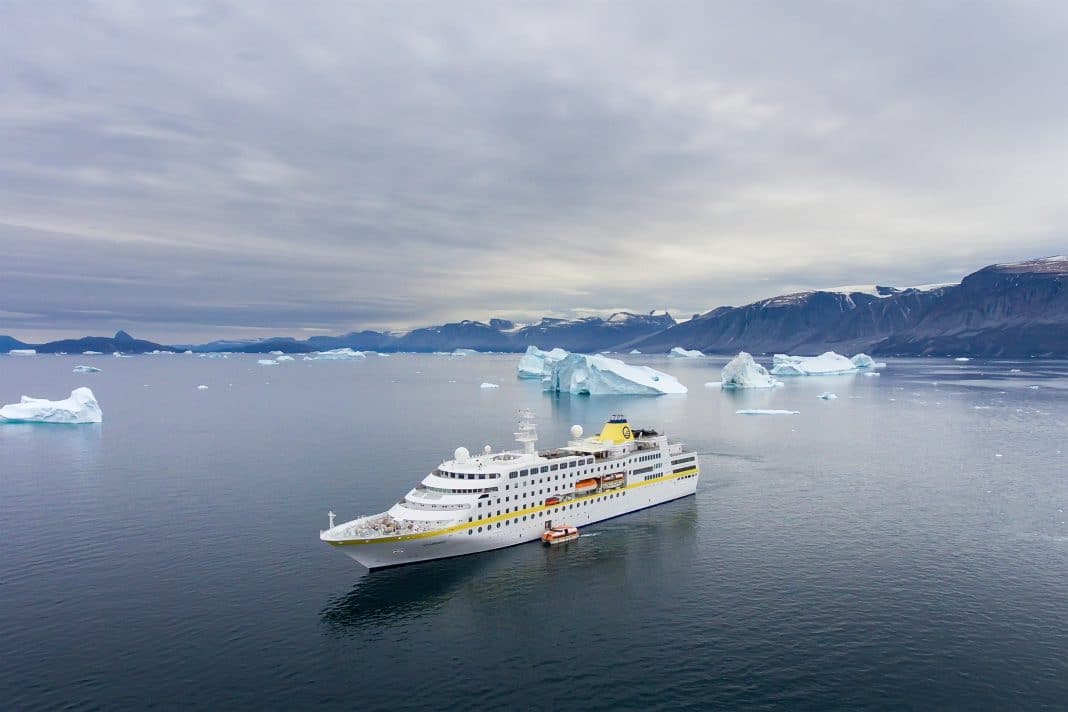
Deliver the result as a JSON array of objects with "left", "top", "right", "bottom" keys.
[{"left": 320, "top": 411, "right": 700, "bottom": 569}]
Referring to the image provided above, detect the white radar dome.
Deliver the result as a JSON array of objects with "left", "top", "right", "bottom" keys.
[
  {"left": 570, "top": 424, "right": 583, "bottom": 439},
  {"left": 454, "top": 446, "right": 470, "bottom": 463},
  {"left": 483, "top": 445, "right": 492, "bottom": 454}
]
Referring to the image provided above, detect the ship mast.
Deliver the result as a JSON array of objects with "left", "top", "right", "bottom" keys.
[{"left": 514, "top": 408, "right": 538, "bottom": 455}]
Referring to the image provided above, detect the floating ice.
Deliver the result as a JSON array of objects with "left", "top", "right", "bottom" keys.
[
  {"left": 735, "top": 409, "right": 799, "bottom": 416},
  {"left": 669, "top": 347, "right": 703, "bottom": 358},
  {"left": 452, "top": 348, "right": 478, "bottom": 356},
  {"left": 864, "top": 372, "right": 881, "bottom": 377},
  {"left": 276, "top": 355, "right": 294, "bottom": 361},
  {"left": 0, "top": 387, "right": 102, "bottom": 424},
  {"left": 257, "top": 359, "right": 279, "bottom": 366},
  {"left": 197, "top": 385, "right": 209, "bottom": 390},
  {"left": 83, "top": 350, "right": 103, "bottom": 355},
  {"left": 629, "top": 349, "right": 642, "bottom": 354},
  {"left": 73, "top": 365, "right": 102, "bottom": 373},
  {"left": 771, "top": 352, "right": 858, "bottom": 376},
  {"left": 198, "top": 352, "right": 230, "bottom": 359},
  {"left": 721, "top": 352, "right": 783, "bottom": 389},
  {"left": 9, "top": 349, "right": 36, "bottom": 356},
  {"left": 954, "top": 357, "right": 971, "bottom": 362},
  {"left": 704, "top": 381, "right": 723, "bottom": 388},
  {"left": 517, "top": 345, "right": 569, "bottom": 379},
  {"left": 480, "top": 382, "right": 500, "bottom": 389},
  {"left": 850, "top": 353, "right": 886, "bottom": 369},
  {"left": 269, "top": 350, "right": 284, "bottom": 356},
  {"left": 818, "top": 392, "right": 838, "bottom": 400},
  {"left": 1010, "top": 368, "right": 1021, "bottom": 373},
  {"left": 544, "top": 353, "right": 687, "bottom": 395},
  {"left": 303, "top": 348, "right": 366, "bottom": 361}
]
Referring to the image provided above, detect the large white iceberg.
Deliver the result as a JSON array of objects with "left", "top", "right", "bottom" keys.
[
  {"left": 669, "top": 347, "right": 703, "bottom": 358},
  {"left": 771, "top": 352, "right": 858, "bottom": 376},
  {"left": 721, "top": 352, "right": 783, "bottom": 389},
  {"left": 303, "top": 348, "right": 366, "bottom": 361},
  {"left": 544, "top": 353, "right": 687, "bottom": 395},
  {"left": 0, "top": 387, "right": 102, "bottom": 424},
  {"left": 517, "top": 346, "right": 569, "bottom": 379}
]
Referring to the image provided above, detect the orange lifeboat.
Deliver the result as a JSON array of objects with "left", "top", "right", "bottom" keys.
[
  {"left": 544, "top": 496, "right": 561, "bottom": 506},
  {"left": 575, "top": 478, "right": 598, "bottom": 493},
  {"left": 541, "top": 525, "right": 579, "bottom": 546}
]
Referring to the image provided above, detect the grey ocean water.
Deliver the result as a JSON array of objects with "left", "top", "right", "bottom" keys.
[{"left": 1, "top": 353, "right": 1067, "bottom": 710}]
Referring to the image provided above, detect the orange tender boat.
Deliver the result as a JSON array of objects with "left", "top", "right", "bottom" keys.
[
  {"left": 541, "top": 525, "right": 579, "bottom": 546},
  {"left": 575, "top": 478, "right": 598, "bottom": 493},
  {"left": 544, "top": 496, "right": 561, "bottom": 506}
]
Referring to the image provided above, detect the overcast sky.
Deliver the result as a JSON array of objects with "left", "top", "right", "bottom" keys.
[{"left": 2, "top": 1, "right": 1067, "bottom": 342}]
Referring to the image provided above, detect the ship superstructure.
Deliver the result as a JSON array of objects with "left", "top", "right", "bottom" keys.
[{"left": 320, "top": 412, "right": 700, "bottom": 569}]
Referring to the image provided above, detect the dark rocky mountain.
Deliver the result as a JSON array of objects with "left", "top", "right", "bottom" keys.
[
  {"left": 634, "top": 257, "right": 1068, "bottom": 357},
  {"left": 34, "top": 330, "right": 175, "bottom": 354},
  {"left": 0, "top": 335, "right": 29, "bottom": 352},
  {"left": 511, "top": 311, "right": 676, "bottom": 352},
  {"left": 395, "top": 320, "right": 513, "bottom": 352}
]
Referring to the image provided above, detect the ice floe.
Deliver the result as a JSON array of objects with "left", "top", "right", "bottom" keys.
[
  {"left": 629, "top": 349, "right": 642, "bottom": 354},
  {"left": 954, "top": 357, "right": 971, "bottom": 362},
  {"left": 257, "top": 359, "right": 279, "bottom": 366},
  {"left": 517, "top": 345, "right": 569, "bottom": 379},
  {"left": 850, "top": 353, "right": 886, "bottom": 369},
  {"left": 771, "top": 351, "right": 858, "bottom": 376},
  {"left": 818, "top": 392, "right": 838, "bottom": 400},
  {"left": 452, "top": 348, "right": 478, "bottom": 356},
  {"left": 197, "top": 385, "right": 209, "bottom": 390},
  {"left": 9, "top": 349, "right": 36, "bottom": 356},
  {"left": 669, "top": 347, "right": 703, "bottom": 358},
  {"left": 721, "top": 352, "right": 783, "bottom": 389},
  {"left": 303, "top": 348, "right": 366, "bottom": 361},
  {"left": 735, "top": 409, "right": 799, "bottom": 416},
  {"left": 83, "top": 350, "right": 103, "bottom": 355},
  {"left": 276, "top": 355, "right": 294, "bottom": 361},
  {"left": 480, "top": 382, "right": 500, "bottom": 389},
  {"left": 544, "top": 353, "right": 687, "bottom": 395},
  {"left": 704, "top": 381, "right": 723, "bottom": 388},
  {"left": 269, "top": 350, "right": 284, "bottom": 355},
  {"left": 73, "top": 365, "right": 102, "bottom": 373},
  {"left": 0, "top": 387, "right": 102, "bottom": 424}
]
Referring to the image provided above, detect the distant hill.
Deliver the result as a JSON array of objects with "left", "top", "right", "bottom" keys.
[
  {"left": 0, "top": 335, "right": 29, "bottom": 353},
  {"left": 633, "top": 257, "right": 1068, "bottom": 357},
  {"left": 33, "top": 330, "right": 175, "bottom": 354}
]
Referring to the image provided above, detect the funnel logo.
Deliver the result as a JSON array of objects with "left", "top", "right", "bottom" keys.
[{"left": 622, "top": 426, "right": 631, "bottom": 439}]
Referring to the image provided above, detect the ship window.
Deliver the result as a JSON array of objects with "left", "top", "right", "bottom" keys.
[
  {"left": 496, "top": 523, "right": 501, "bottom": 528},
  {"left": 468, "top": 530, "right": 473, "bottom": 535},
  {"left": 509, "top": 472, "right": 517, "bottom": 479},
  {"left": 478, "top": 527, "right": 483, "bottom": 532},
  {"left": 520, "top": 469, "right": 528, "bottom": 476},
  {"left": 541, "top": 466, "right": 549, "bottom": 473},
  {"left": 550, "top": 464, "right": 558, "bottom": 471}
]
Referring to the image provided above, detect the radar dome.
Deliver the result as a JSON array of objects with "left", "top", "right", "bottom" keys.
[
  {"left": 570, "top": 424, "right": 583, "bottom": 438},
  {"left": 483, "top": 445, "right": 492, "bottom": 454},
  {"left": 454, "top": 446, "right": 470, "bottom": 463}
]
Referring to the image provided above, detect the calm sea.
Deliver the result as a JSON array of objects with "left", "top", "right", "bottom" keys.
[{"left": 1, "top": 353, "right": 1066, "bottom": 710}]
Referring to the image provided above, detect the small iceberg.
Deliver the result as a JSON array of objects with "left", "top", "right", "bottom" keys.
[
  {"left": 480, "top": 382, "right": 500, "bottom": 389},
  {"left": 269, "top": 350, "right": 284, "bottom": 356},
  {"left": 818, "top": 392, "right": 838, "bottom": 400},
  {"left": 544, "top": 353, "right": 687, "bottom": 395},
  {"left": 736, "top": 409, "right": 799, "bottom": 416},
  {"left": 9, "top": 349, "right": 36, "bottom": 356},
  {"left": 721, "top": 352, "right": 783, "bottom": 389},
  {"left": 517, "top": 345, "right": 569, "bottom": 379},
  {"left": 257, "top": 359, "right": 279, "bottom": 366},
  {"left": 703, "top": 381, "right": 722, "bottom": 388},
  {"left": 197, "top": 385, "right": 209, "bottom": 390},
  {"left": 629, "top": 349, "right": 642, "bottom": 354},
  {"left": 303, "top": 348, "right": 366, "bottom": 361},
  {"left": 276, "top": 355, "right": 295, "bottom": 361},
  {"left": 669, "top": 347, "right": 703, "bottom": 358},
  {"left": 452, "top": 348, "right": 478, "bottom": 356},
  {"left": 850, "top": 353, "right": 886, "bottom": 369},
  {"left": 82, "top": 350, "right": 103, "bottom": 355},
  {"left": 73, "top": 365, "right": 102, "bottom": 373},
  {"left": 954, "top": 357, "right": 971, "bottom": 362},
  {"left": 771, "top": 352, "right": 857, "bottom": 376},
  {"left": 0, "top": 387, "right": 102, "bottom": 424}
]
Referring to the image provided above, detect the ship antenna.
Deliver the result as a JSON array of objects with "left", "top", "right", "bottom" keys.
[{"left": 514, "top": 408, "right": 538, "bottom": 455}]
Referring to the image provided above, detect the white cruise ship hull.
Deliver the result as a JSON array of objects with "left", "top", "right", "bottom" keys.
[{"left": 328, "top": 467, "right": 698, "bottom": 570}]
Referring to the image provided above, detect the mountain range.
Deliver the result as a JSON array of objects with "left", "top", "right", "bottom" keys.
[{"left": 2, "top": 257, "right": 1066, "bottom": 357}]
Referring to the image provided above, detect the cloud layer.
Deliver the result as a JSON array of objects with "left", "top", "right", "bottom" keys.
[{"left": 3, "top": 2, "right": 1067, "bottom": 340}]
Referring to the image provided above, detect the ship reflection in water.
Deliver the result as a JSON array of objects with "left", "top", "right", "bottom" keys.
[{"left": 320, "top": 497, "right": 699, "bottom": 634}]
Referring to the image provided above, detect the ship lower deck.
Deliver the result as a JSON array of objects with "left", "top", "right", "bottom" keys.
[{"left": 329, "top": 467, "right": 699, "bottom": 569}]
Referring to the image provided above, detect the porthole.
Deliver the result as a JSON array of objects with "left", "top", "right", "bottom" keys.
[
  {"left": 478, "top": 527, "right": 483, "bottom": 532},
  {"left": 468, "top": 530, "right": 473, "bottom": 535}
]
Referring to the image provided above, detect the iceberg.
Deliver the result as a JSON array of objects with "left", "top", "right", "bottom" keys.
[
  {"left": 721, "top": 352, "right": 783, "bottom": 389},
  {"left": 83, "top": 350, "right": 103, "bottom": 355},
  {"left": 9, "top": 349, "right": 36, "bottom": 356},
  {"left": 0, "top": 387, "right": 102, "bottom": 424},
  {"left": 850, "top": 353, "right": 886, "bottom": 369},
  {"left": 736, "top": 409, "right": 799, "bottom": 416},
  {"left": 704, "top": 381, "right": 723, "bottom": 388},
  {"left": 73, "top": 365, "right": 102, "bottom": 373},
  {"left": 269, "top": 350, "right": 284, "bottom": 356},
  {"left": 544, "top": 353, "right": 687, "bottom": 395},
  {"left": 197, "top": 385, "right": 209, "bottom": 390},
  {"left": 629, "top": 349, "right": 642, "bottom": 354},
  {"left": 480, "top": 382, "right": 500, "bottom": 389},
  {"left": 276, "top": 355, "right": 295, "bottom": 362},
  {"left": 954, "top": 357, "right": 971, "bottom": 362},
  {"left": 258, "top": 359, "right": 279, "bottom": 366},
  {"left": 669, "top": 347, "right": 703, "bottom": 358},
  {"left": 517, "top": 345, "right": 569, "bottom": 379},
  {"left": 818, "top": 392, "right": 838, "bottom": 400},
  {"left": 303, "top": 348, "right": 366, "bottom": 361},
  {"left": 771, "top": 352, "right": 858, "bottom": 376},
  {"left": 452, "top": 348, "right": 478, "bottom": 356}
]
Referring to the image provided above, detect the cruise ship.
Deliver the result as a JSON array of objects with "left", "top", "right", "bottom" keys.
[{"left": 319, "top": 412, "right": 700, "bottom": 569}]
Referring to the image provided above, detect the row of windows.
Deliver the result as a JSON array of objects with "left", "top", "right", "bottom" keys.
[
  {"left": 636, "top": 453, "right": 661, "bottom": 463},
  {"left": 672, "top": 464, "right": 697, "bottom": 475},
  {"left": 508, "top": 457, "right": 595, "bottom": 479},
  {"left": 671, "top": 455, "right": 696, "bottom": 466},
  {"left": 436, "top": 469, "right": 499, "bottom": 480},
  {"left": 423, "top": 485, "right": 498, "bottom": 495},
  {"left": 467, "top": 492, "right": 629, "bottom": 534},
  {"left": 633, "top": 465, "right": 657, "bottom": 475}
]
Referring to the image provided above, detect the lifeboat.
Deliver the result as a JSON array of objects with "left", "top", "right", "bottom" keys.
[
  {"left": 544, "top": 496, "right": 561, "bottom": 506},
  {"left": 575, "top": 478, "right": 598, "bottom": 493},
  {"left": 602, "top": 473, "right": 625, "bottom": 488},
  {"left": 541, "top": 525, "right": 579, "bottom": 546}
]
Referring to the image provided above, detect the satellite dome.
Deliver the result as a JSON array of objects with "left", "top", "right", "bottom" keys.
[
  {"left": 570, "top": 424, "right": 583, "bottom": 438},
  {"left": 454, "top": 447, "right": 470, "bottom": 463},
  {"left": 483, "top": 445, "right": 492, "bottom": 454}
]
